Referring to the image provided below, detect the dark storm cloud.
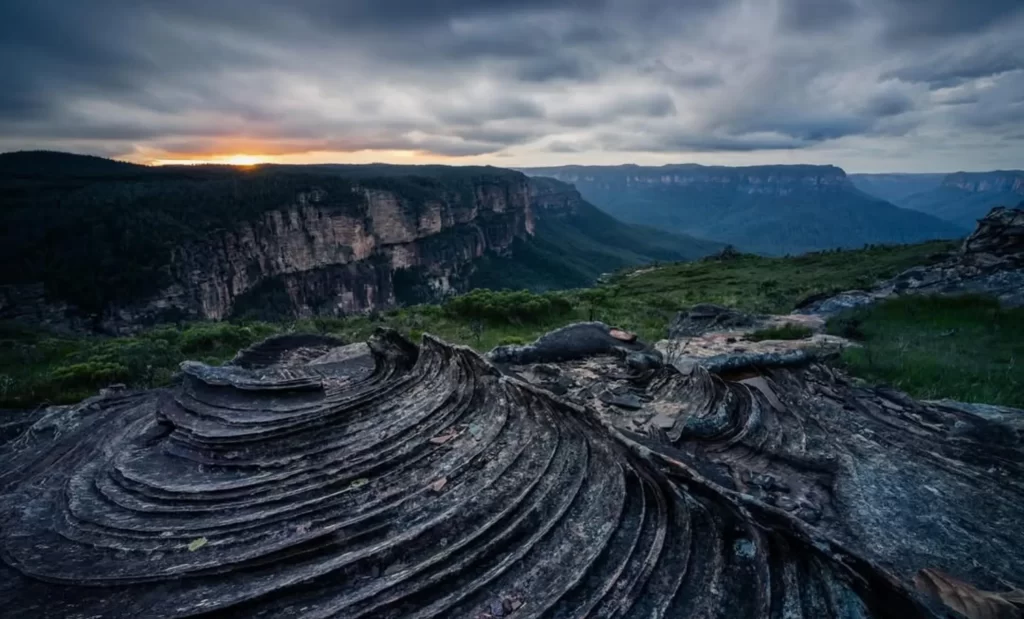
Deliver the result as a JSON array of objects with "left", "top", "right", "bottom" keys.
[
  {"left": 776, "top": 0, "right": 860, "bottom": 32},
  {"left": 862, "top": 90, "right": 916, "bottom": 118},
  {"left": 515, "top": 56, "right": 598, "bottom": 83},
  {"left": 872, "top": 0, "right": 1024, "bottom": 40},
  {"left": 432, "top": 98, "right": 547, "bottom": 126},
  {"left": 886, "top": 46, "right": 1024, "bottom": 88},
  {"left": 0, "top": 0, "right": 1022, "bottom": 168},
  {"left": 601, "top": 129, "right": 806, "bottom": 153}
]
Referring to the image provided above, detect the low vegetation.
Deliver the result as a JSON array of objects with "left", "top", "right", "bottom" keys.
[
  {"left": 5, "top": 239, "right": 1016, "bottom": 411},
  {"left": 828, "top": 295, "right": 1023, "bottom": 408},
  {"left": 746, "top": 324, "right": 814, "bottom": 342}
]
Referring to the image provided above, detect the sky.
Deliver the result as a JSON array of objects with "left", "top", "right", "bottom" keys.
[{"left": 1, "top": 0, "right": 1023, "bottom": 172}]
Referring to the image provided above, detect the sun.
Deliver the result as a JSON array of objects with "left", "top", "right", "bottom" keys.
[{"left": 220, "top": 154, "right": 266, "bottom": 166}]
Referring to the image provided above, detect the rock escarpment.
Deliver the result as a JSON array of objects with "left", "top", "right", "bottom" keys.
[
  {"left": 800, "top": 206, "right": 1024, "bottom": 315},
  {"left": 2, "top": 327, "right": 1022, "bottom": 618}
]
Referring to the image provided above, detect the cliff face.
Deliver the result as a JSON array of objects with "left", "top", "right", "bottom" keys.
[
  {"left": 528, "top": 176, "right": 584, "bottom": 218},
  {"left": 116, "top": 177, "right": 534, "bottom": 326}
]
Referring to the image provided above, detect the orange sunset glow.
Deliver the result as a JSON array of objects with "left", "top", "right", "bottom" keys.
[{"left": 139, "top": 149, "right": 457, "bottom": 167}]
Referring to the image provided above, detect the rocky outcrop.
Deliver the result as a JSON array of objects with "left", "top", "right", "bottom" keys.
[
  {"left": 959, "top": 205, "right": 1024, "bottom": 267},
  {"left": 2, "top": 328, "right": 1021, "bottom": 618},
  {"left": 800, "top": 206, "right": 1024, "bottom": 314}
]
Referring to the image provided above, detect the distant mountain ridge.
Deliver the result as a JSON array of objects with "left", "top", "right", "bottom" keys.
[
  {"left": 520, "top": 164, "right": 963, "bottom": 255},
  {"left": 853, "top": 170, "right": 1024, "bottom": 231},
  {"left": 0, "top": 151, "right": 719, "bottom": 330}
]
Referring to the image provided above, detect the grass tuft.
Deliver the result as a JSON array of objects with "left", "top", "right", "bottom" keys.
[{"left": 827, "top": 295, "right": 1023, "bottom": 408}]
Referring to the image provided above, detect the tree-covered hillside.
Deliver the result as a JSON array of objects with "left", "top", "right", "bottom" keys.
[
  {"left": 473, "top": 186, "right": 724, "bottom": 291},
  {"left": 848, "top": 173, "right": 946, "bottom": 205},
  {"left": 0, "top": 152, "right": 530, "bottom": 313},
  {"left": 0, "top": 152, "right": 719, "bottom": 323}
]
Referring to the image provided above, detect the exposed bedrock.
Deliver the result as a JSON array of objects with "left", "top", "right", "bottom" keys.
[{"left": 1, "top": 330, "right": 1022, "bottom": 618}]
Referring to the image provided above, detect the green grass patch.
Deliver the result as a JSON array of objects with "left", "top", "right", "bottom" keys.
[
  {"left": 566, "top": 240, "right": 955, "bottom": 343},
  {"left": 0, "top": 321, "right": 279, "bottom": 408},
  {"left": 0, "top": 241, "right": 966, "bottom": 409},
  {"left": 746, "top": 324, "right": 814, "bottom": 342},
  {"left": 827, "top": 295, "right": 1024, "bottom": 407}
]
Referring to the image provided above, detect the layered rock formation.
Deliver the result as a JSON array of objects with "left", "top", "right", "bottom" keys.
[
  {"left": 800, "top": 206, "right": 1024, "bottom": 314},
  {"left": 2, "top": 326, "right": 1022, "bottom": 618}
]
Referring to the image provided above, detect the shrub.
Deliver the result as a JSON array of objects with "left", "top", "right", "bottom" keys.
[
  {"left": 496, "top": 336, "right": 528, "bottom": 346},
  {"left": 443, "top": 289, "right": 574, "bottom": 325},
  {"left": 826, "top": 315, "right": 865, "bottom": 340},
  {"left": 50, "top": 362, "right": 131, "bottom": 387},
  {"left": 179, "top": 323, "right": 275, "bottom": 354},
  {"left": 746, "top": 324, "right": 814, "bottom": 342}
]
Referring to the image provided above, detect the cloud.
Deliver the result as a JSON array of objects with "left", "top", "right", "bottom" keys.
[
  {"left": 546, "top": 141, "right": 583, "bottom": 153},
  {"left": 0, "top": 0, "right": 1022, "bottom": 170},
  {"left": 871, "top": 0, "right": 1024, "bottom": 41}
]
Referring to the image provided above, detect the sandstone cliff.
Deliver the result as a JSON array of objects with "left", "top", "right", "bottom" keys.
[{"left": 112, "top": 176, "right": 535, "bottom": 327}]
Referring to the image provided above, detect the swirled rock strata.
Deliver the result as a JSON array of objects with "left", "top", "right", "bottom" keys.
[{"left": 1, "top": 329, "right": 1022, "bottom": 618}]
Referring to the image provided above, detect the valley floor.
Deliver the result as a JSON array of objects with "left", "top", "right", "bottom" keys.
[{"left": 2, "top": 239, "right": 1021, "bottom": 409}]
